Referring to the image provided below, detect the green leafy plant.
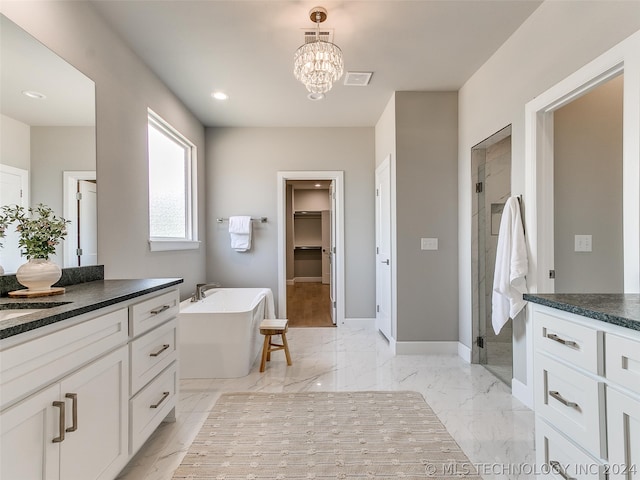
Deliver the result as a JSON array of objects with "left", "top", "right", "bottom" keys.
[
  {"left": 0, "top": 205, "right": 11, "bottom": 248},
  {"left": 4, "top": 204, "right": 70, "bottom": 260}
]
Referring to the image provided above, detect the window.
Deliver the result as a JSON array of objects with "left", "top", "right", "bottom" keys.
[{"left": 147, "top": 109, "right": 199, "bottom": 251}]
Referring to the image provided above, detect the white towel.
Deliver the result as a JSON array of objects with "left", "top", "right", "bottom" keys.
[
  {"left": 229, "top": 216, "right": 252, "bottom": 252},
  {"left": 258, "top": 288, "right": 276, "bottom": 319},
  {"left": 492, "top": 197, "right": 528, "bottom": 335}
]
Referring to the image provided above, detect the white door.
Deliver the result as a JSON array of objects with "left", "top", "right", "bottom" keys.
[
  {"left": 0, "top": 383, "right": 61, "bottom": 480},
  {"left": 59, "top": 347, "right": 128, "bottom": 480},
  {"left": 78, "top": 180, "right": 98, "bottom": 266},
  {"left": 0, "top": 164, "right": 29, "bottom": 273},
  {"left": 375, "top": 157, "right": 392, "bottom": 339},
  {"left": 321, "top": 210, "right": 330, "bottom": 284},
  {"left": 607, "top": 388, "right": 640, "bottom": 479}
]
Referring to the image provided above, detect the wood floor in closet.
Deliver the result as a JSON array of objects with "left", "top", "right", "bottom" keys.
[{"left": 286, "top": 282, "right": 333, "bottom": 327}]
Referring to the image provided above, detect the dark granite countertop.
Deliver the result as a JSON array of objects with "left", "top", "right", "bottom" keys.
[
  {"left": 0, "top": 278, "right": 183, "bottom": 340},
  {"left": 524, "top": 293, "right": 640, "bottom": 332}
]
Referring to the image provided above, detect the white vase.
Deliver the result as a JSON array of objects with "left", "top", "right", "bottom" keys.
[{"left": 16, "top": 259, "right": 62, "bottom": 291}]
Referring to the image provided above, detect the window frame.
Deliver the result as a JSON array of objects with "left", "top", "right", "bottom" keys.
[{"left": 147, "top": 109, "right": 199, "bottom": 252}]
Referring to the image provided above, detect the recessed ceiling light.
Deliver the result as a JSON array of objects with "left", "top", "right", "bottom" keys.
[
  {"left": 211, "top": 91, "right": 228, "bottom": 100},
  {"left": 315, "top": 183, "right": 322, "bottom": 187},
  {"left": 22, "top": 90, "right": 46, "bottom": 99}
]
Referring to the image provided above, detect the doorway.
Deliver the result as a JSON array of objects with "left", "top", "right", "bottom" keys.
[
  {"left": 471, "top": 125, "right": 513, "bottom": 386},
  {"left": 277, "top": 171, "right": 345, "bottom": 325},
  {"left": 286, "top": 180, "right": 333, "bottom": 327},
  {"left": 63, "top": 171, "right": 97, "bottom": 267},
  {"left": 521, "top": 47, "right": 636, "bottom": 406},
  {"left": 0, "top": 164, "right": 29, "bottom": 273}
]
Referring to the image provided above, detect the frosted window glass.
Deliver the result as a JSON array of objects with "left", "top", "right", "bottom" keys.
[{"left": 148, "top": 121, "right": 189, "bottom": 239}]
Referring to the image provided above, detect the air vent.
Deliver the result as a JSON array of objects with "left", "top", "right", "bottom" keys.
[
  {"left": 301, "top": 28, "right": 334, "bottom": 44},
  {"left": 344, "top": 71, "right": 373, "bottom": 86}
]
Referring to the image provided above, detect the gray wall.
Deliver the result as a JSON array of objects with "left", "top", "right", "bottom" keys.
[
  {"left": 31, "top": 126, "right": 95, "bottom": 214},
  {"left": 1, "top": 114, "right": 30, "bottom": 170},
  {"left": 395, "top": 92, "right": 458, "bottom": 342},
  {"left": 554, "top": 75, "right": 624, "bottom": 293},
  {"left": 205, "top": 127, "right": 375, "bottom": 318},
  {"left": 2, "top": 1, "right": 207, "bottom": 298}
]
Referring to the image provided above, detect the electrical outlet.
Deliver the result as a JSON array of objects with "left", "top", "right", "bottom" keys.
[{"left": 574, "top": 234, "right": 592, "bottom": 252}]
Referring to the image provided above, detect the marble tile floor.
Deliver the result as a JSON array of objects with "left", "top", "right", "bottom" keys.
[
  {"left": 483, "top": 341, "right": 513, "bottom": 386},
  {"left": 116, "top": 324, "right": 535, "bottom": 480}
]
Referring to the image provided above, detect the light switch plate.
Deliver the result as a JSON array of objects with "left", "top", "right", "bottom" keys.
[
  {"left": 574, "top": 234, "right": 592, "bottom": 252},
  {"left": 421, "top": 238, "right": 438, "bottom": 250}
]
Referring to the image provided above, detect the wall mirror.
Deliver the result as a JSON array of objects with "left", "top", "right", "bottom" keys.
[{"left": 0, "top": 13, "right": 97, "bottom": 274}]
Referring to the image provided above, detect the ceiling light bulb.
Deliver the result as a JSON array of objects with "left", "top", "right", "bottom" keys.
[
  {"left": 22, "top": 90, "right": 46, "bottom": 99},
  {"left": 315, "top": 183, "right": 321, "bottom": 187},
  {"left": 211, "top": 91, "right": 228, "bottom": 100}
]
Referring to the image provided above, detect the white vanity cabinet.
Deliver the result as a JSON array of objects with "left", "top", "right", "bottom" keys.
[
  {"left": 532, "top": 303, "right": 640, "bottom": 479},
  {"left": 0, "top": 282, "right": 181, "bottom": 480},
  {"left": 0, "top": 310, "right": 129, "bottom": 480}
]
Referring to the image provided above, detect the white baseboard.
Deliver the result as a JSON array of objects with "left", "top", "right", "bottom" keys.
[
  {"left": 457, "top": 342, "right": 472, "bottom": 363},
  {"left": 342, "top": 318, "right": 375, "bottom": 328},
  {"left": 395, "top": 341, "right": 459, "bottom": 355},
  {"left": 294, "top": 277, "right": 322, "bottom": 283},
  {"left": 511, "top": 378, "right": 533, "bottom": 409}
]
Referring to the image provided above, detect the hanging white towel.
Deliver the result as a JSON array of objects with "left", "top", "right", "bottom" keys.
[
  {"left": 229, "top": 216, "right": 252, "bottom": 252},
  {"left": 492, "top": 197, "right": 528, "bottom": 335},
  {"left": 258, "top": 288, "right": 276, "bottom": 319}
]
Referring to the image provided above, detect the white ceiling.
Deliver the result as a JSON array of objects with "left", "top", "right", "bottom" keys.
[
  {"left": 89, "top": 0, "right": 542, "bottom": 128},
  {"left": 0, "top": 14, "right": 95, "bottom": 127}
]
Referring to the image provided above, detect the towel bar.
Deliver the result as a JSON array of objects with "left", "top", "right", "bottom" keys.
[{"left": 216, "top": 217, "right": 267, "bottom": 223}]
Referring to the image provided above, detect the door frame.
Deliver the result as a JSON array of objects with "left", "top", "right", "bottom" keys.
[
  {"left": 277, "top": 171, "right": 345, "bottom": 324},
  {"left": 521, "top": 31, "right": 640, "bottom": 408},
  {"left": 375, "top": 155, "right": 393, "bottom": 340},
  {"left": 63, "top": 170, "right": 96, "bottom": 267}
]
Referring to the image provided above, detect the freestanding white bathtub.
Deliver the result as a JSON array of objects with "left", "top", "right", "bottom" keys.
[{"left": 178, "top": 288, "right": 274, "bottom": 378}]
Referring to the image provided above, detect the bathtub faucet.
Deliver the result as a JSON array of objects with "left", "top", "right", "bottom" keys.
[{"left": 192, "top": 282, "right": 221, "bottom": 302}]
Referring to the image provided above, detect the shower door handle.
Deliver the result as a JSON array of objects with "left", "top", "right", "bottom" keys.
[{"left": 381, "top": 259, "right": 389, "bottom": 265}]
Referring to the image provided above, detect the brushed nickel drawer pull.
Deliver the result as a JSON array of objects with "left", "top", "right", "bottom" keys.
[
  {"left": 549, "top": 390, "right": 578, "bottom": 408},
  {"left": 150, "top": 344, "right": 171, "bottom": 357},
  {"left": 547, "top": 333, "right": 578, "bottom": 348},
  {"left": 550, "top": 460, "right": 576, "bottom": 480},
  {"left": 150, "top": 305, "right": 170, "bottom": 315},
  {"left": 150, "top": 391, "right": 170, "bottom": 409},
  {"left": 52, "top": 401, "right": 65, "bottom": 443},
  {"left": 65, "top": 393, "right": 78, "bottom": 432}
]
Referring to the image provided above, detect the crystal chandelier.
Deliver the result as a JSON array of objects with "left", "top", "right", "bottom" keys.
[{"left": 293, "top": 6, "right": 344, "bottom": 100}]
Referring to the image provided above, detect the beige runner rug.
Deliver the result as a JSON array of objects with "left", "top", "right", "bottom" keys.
[{"left": 172, "top": 391, "right": 481, "bottom": 479}]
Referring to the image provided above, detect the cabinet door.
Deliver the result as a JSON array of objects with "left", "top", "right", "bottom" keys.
[
  {"left": 607, "top": 387, "right": 640, "bottom": 479},
  {"left": 0, "top": 383, "right": 61, "bottom": 480},
  {"left": 59, "top": 347, "right": 128, "bottom": 480}
]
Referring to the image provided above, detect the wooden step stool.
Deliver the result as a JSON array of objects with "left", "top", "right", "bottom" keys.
[{"left": 259, "top": 319, "right": 292, "bottom": 372}]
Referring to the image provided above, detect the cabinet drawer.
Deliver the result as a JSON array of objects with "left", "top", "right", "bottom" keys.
[
  {"left": 130, "top": 319, "right": 177, "bottom": 395},
  {"left": 130, "top": 362, "right": 177, "bottom": 455},
  {"left": 605, "top": 332, "right": 640, "bottom": 397},
  {"left": 0, "top": 308, "right": 128, "bottom": 410},
  {"left": 535, "top": 417, "right": 606, "bottom": 479},
  {"left": 534, "top": 310, "right": 603, "bottom": 375},
  {"left": 535, "top": 354, "right": 606, "bottom": 459},
  {"left": 130, "top": 289, "right": 179, "bottom": 338}
]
